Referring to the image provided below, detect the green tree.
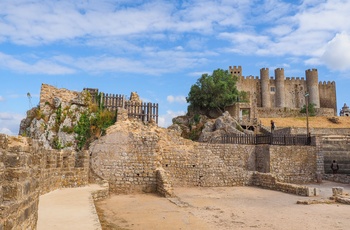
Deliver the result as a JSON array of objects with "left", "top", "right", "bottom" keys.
[
  {"left": 300, "top": 103, "right": 316, "bottom": 117},
  {"left": 186, "top": 69, "right": 241, "bottom": 116}
]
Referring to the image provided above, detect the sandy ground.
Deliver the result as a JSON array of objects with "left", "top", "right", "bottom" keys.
[{"left": 95, "top": 181, "right": 350, "bottom": 230}]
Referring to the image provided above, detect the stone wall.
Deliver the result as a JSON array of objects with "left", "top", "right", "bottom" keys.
[
  {"left": 257, "top": 107, "right": 301, "bottom": 118},
  {"left": 252, "top": 172, "right": 319, "bottom": 196},
  {"left": 0, "top": 134, "right": 89, "bottom": 229},
  {"left": 39, "top": 83, "right": 79, "bottom": 111},
  {"left": 90, "top": 120, "right": 319, "bottom": 195},
  {"left": 162, "top": 143, "right": 256, "bottom": 187},
  {"left": 269, "top": 145, "right": 317, "bottom": 183},
  {"left": 274, "top": 127, "right": 350, "bottom": 136}
]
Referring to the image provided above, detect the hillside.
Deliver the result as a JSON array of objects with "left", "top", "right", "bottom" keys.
[{"left": 260, "top": 117, "right": 350, "bottom": 129}]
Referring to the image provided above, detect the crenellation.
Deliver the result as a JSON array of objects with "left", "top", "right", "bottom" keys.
[{"left": 231, "top": 65, "right": 337, "bottom": 116}]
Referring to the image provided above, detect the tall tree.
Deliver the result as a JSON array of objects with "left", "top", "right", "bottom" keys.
[{"left": 187, "top": 68, "right": 241, "bottom": 116}]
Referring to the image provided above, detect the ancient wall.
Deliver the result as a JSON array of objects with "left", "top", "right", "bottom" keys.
[
  {"left": 162, "top": 143, "right": 256, "bottom": 187},
  {"left": 252, "top": 172, "right": 319, "bottom": 196},
  {"left": 0, "top": 134, "right": 89, "bottom": 229},
  {"left": 269, "top": 145, "right": 317, "bottom": 183},
  {"left": 257, "top": 107, "right": 301, "bottom": 118},
  {"left": 39, "top": 83, "right": 79, "bottom": 111},
  {"left": 275, "top": 127, "right": 350, "bottom": 136},
  {"left": 90, "top": 120, "right": 319, "bottom": 195}
]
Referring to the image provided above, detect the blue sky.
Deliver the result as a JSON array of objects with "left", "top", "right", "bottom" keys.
[{"left": 1, "top": 0, "right": 350, "bottom": 135}]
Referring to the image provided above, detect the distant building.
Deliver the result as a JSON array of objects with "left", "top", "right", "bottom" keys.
[
  {"left": 228, "top": 66, "right": 337, "bottom": 121},
  {"left": 340, "top": 103, "right": 350, "bottom": 116}
]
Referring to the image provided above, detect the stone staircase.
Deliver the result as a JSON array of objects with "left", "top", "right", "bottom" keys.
[{"left": 321, "top": 136, "right": 350, "bottom": 175}]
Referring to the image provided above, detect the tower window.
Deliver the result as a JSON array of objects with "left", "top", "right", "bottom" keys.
[{"left": 270, "top": 87, "right": 275, "bottom": 92}]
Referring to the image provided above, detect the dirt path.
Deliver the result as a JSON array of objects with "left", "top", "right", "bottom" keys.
[{"left": 95, "top": 182, "right": 350, "bottom": 230}]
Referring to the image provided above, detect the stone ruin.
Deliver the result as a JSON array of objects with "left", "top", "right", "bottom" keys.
[{"left": 1, "top": 83, "right": 350, "bottom": 229}]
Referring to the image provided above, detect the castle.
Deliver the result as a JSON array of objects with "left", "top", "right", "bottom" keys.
[{"left": 229, "top": 66, "right": 337, "bottom": 119}]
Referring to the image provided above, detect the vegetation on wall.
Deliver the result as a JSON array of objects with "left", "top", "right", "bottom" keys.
[
  {"left": 74, "top": 94, "right": 117, "bottom": 150},
  {"left": 300, "top": 103, "right": 316, "bottom": 117},
  {"left": 186, "top": 68, "right": 245, "bottom": 117}
]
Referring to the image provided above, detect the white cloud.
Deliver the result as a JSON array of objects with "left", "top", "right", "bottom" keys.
[
  {"left": 0, "top": 96, "right": 4, "bottom": 102},
  {"left": 167, "top": 95, "right": 187, "bottom": 104},
  {"left": 321, "top": 33, "right": 350, "bottom": 71},
  {"left": 0, "top": 128, "right": 13, "bottom": 136},
  {"left": 0, "top": 0, "right": 247, "bottom": 45},
  {"left": 158, "top": 110, "right": 186, "bottom": 128},
  {"left": 0, "top": 112, "right": 25, "bottom": 136},
  {"left": 0, "top": 52, "right": 75, "bottom": 75}
]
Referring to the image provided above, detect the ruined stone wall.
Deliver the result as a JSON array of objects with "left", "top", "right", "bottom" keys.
[
  {"left": 0, "top": 135, "right": 40, "bottom": 229},
  {"left": 252, "top": 172, "right": 318, "bottom": 196},
  {"left": 39, "top": 83, "right": 79, "bottom": 110},
  {"left": 0, "top": 134, "right": 89, "bottom": 229},
  {"left": 269, "top": 145, "right": 317, "bottom": 183},
  {"left": 162, "top": 143, "right": 256, "bottom": 187},
  {"left": 89, "top": 125, "right": 160, "bottom": 194},
  {"left": 90, "top": 120, "right": 319, "bottom": 195}
]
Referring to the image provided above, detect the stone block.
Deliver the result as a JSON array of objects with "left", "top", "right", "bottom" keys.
[{"left": 332, "top": 187, "right": 343, "bottom": 196}]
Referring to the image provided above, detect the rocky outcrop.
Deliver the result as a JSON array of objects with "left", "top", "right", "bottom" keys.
[
  {"left": 19, "top": 84, "right": 89, "bottom": 150},
  {"left": 169, "top": 111, "right": 251, "bottom": 142}
]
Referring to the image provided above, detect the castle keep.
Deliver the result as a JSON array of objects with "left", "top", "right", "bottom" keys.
[{"left": 229, "top": 66, "right": 337, "bottom": 118}]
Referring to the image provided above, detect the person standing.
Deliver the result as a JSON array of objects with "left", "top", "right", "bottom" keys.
[
  {"left": 331, "top": 160, "right": 339, "bottom": 174},
  {"left": 270, "top": 120, "right": 275, "bottom": 132}
]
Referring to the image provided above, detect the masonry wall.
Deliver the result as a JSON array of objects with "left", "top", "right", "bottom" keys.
[
  {"left": 269, "top": 145, "right": 317, "bottom": 183},
  {"left": 90, "top": 123, "right": 319, "bottom": 195},
  {"left": 39, "top": 83, "right": 79, "bottom": 110},
  {"left": 319, "top": 81, "right": 337, "bottom": 115},
  {"left": 275, "top": 127, "right": 350, "bottom": 136},
  {"left": 162, "top": 144, "right": 256, "bottom": 187},
  {"left": 0, "top": 134, "right": 89, "bottom": 229}
]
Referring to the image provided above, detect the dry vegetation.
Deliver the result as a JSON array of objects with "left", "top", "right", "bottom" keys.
[{"left": 260, "top": 116, "right": 350, "bottom": 128}]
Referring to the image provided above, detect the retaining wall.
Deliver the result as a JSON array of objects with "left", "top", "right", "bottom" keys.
[
  {"left": 0, "top": 134, "right": 89, "bottom": 229},
  {"left": 90, "top": 126, "right": 319, "bottom": 194}
]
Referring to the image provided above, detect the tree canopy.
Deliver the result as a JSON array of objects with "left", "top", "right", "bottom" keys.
[{"left": 186, "top": 68, "right": 243, "bottom": 116}]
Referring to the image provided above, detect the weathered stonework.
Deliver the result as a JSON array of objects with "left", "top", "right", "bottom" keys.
[
  {"left": 0, "top": 134, "right": 90, "bottom": 229},
  {"left": 90, "top": 119, "right": 320, "bottom": 196},
  {"left": 230, "top": 66, "right": 337, "bottom": 117}
]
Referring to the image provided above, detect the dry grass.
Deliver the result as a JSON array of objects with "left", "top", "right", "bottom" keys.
[{"left": 260, "top": 116, "right": 350, "bottom": 128}]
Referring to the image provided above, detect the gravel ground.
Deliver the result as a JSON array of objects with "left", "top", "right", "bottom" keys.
[{"left": 95, "top": 181, "right": 350, "bottom": 230}]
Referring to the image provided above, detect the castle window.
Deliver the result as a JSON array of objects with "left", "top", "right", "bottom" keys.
[{"left": 270, "top": 87, "right": 275, "bottom": 92}]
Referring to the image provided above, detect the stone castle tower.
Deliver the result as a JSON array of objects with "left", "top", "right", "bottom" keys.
[{"left": 229, "top": 66, "right": 337, "bottom": 117}]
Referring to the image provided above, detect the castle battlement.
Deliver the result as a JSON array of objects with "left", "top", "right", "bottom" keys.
[
  {"left": 306, "top": 68, "right": 318, "bottom": 73},
  {"left": 231, "top": 65, "right": 337, "bottom": 115},
  {"left": 319, "top": 81, "right": 336, "bottom": 86}
]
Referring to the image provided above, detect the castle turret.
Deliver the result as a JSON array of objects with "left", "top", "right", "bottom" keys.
[
  {"left": 260, "top": 68, "right": 270, "bottom": 108},
  {"left": 305, "top": 69, "right": 320, "bottom": 108},
  {"left": 275, "top": 68, "right": 285, "bottom": 107},
  {"left": 229, "top": 66, "right": 242, "bottom": 77}
]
